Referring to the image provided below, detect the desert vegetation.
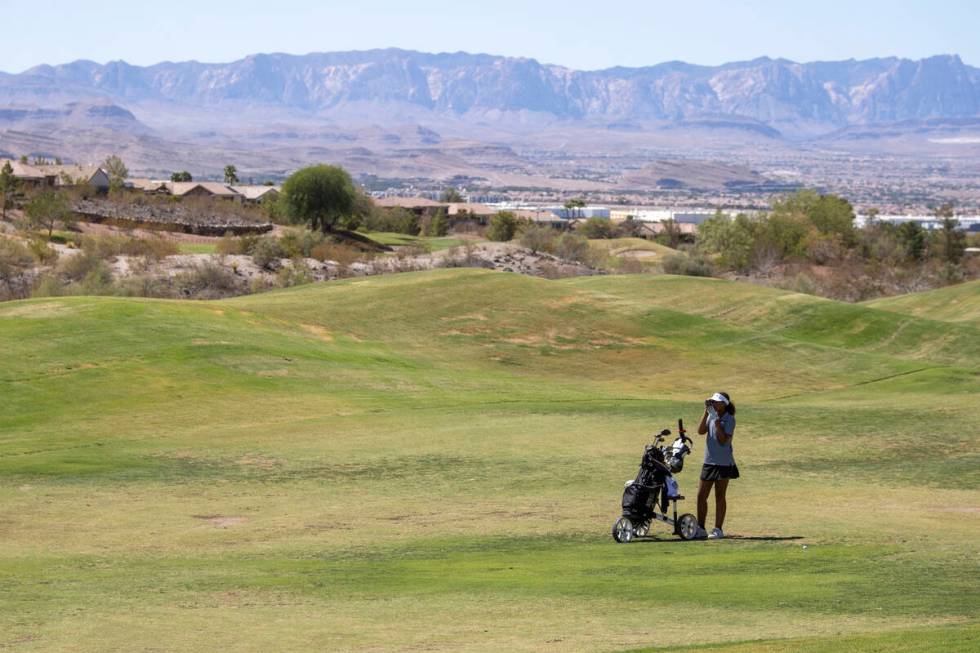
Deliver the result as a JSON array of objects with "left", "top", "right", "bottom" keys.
[{"left": 690, "top": 191, "right": 978, "bottom": 301}]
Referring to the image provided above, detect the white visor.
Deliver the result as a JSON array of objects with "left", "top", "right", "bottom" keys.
[{"left": 709, "top": 392, "right": 729, "bottom": 405}]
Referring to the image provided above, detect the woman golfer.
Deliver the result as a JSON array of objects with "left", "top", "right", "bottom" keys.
[{"left": 696, "top": 391, "right": 738, "bottom": 539}]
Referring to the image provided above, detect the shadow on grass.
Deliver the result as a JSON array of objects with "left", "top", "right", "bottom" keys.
[{"left": 634, "top": 535, "right": 804, "bottom": 544}]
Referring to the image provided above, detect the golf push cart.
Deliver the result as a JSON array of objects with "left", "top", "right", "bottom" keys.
[{"left": 612, "top": 419, "right": 700, "bottom": 543}]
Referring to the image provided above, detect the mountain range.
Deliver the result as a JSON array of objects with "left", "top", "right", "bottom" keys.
[
  {"left": 1, "top": 49, "right": 979, "bottom": 185},
  {"left": 3, "top": 49, "right": 979, "bottom": 133}
]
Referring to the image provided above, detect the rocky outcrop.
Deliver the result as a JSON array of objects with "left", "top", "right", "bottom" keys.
[{"left": 73, "top": 198, "right": 273, "bottom": 236}]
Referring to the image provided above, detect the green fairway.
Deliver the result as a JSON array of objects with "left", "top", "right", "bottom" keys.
[
  {"left": 360, "top": 231, "right": 470, "bottom": 251},
  {"left": 1, "top": 270, "right": 977, "bottom": 651},
  {"left": 864, "top": 279, "right": 980, "bottom": 326}
]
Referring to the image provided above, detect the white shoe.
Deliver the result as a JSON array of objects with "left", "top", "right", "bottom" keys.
[
  {"left": 708, "top": 527, "right": 724, "bottom": 539},
  {"left": 694, "top": 527, "right": 708, "bottom": 539}
]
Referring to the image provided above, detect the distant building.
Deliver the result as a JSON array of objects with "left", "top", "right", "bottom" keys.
[
  {"left": 127, "top": 178, "right": 171, "bottom": 194},
  {"left": 374, "top": 197, "right": 449, "bottom": 216},
  {"left": 857, "top": 214, "right": 980, "bottom": 232},
  {"left": 513, "top": 209, "right": 570, "bottom": 229},
  {"left": 447, "top": 202, "right": 495, "bottom": 218},
  {"left": 610, "top": 209, "right": 672, "bottom": 223},
  {"left": 0, "top": 159, "right": 55, "bottom": 186},
  {"left": 39, "top": 164, "right": 110, "bottom": 191},
  {"left": 167, "top": 181, "right": 241, "bottom": 200},
  {"left": 545, "top": 205, "right": 611, "bottom": 219},
  {"left": 670, "top": 211, "right": 715, "bottom": 225},
  {"left": 231, "top": 185, "right": 280, "bottom": 204}
]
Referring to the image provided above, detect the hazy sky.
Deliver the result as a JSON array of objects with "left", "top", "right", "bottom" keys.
[{"left": 4, "top": 0, "right": 977, "bottom": 73}]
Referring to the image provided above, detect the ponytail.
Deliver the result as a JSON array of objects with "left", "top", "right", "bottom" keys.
[{"left": 720, "top": 392, "right": 735, "bottom": 415}]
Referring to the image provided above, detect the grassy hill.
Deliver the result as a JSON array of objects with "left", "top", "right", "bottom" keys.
[
  {"left": 863, "top": 279, "right": 980, "bottom": 326},
  {"left": 1, "top": 270, "right": 977, "bottom": 652},
  {"left": 590, "top": 237, "right": 677, "bottom": 271}
]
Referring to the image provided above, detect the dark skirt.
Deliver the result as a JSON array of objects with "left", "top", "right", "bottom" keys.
[{"left": 701, "top": 463, "right": 740, "bottom": 481}]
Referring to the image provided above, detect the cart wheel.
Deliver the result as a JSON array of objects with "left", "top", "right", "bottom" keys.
[
  {"left": 635, "top": 520, "right": 651, "bottom": 537},
  {"left": 677, "top": 513, "right": 699, "bottom": 540},
  {"left": 612, "top": 517, "right": 635, "bottom": 543}
]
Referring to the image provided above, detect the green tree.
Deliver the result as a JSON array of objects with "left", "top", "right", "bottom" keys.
[
  {"left": 519, "top": 225, "right": 556, "bottom": 253},
  {"left": 757, "top": 211, "right": 810, "bottom": 262},
  {"left": 933, "top": 203, "right": 966, "bottom": 264},
  {"left": 773, "top": 189, "right": 855, "bottom": 244},
  {"left": 0, "top": 161, "right": 17, "bottom": 220},
  {"left": 895, "top": 221, "right": 927, "bottom": 261},
  {"left": 654, "top": 218, "right": 683, "bottom": 248},
  {"left": 279, "top": 164, "right": 359, "bottom": 233},
  {"left": 697, "top": 212, "right": 757, "bottom": 272},
  {"left": 102, "top": 155, "right": 128, "bottom": 190},
  {"left": 440, "top": 187, "right": 463, "bottom": 203},
  {"left": 422, "top": 209, "right": 449, "bottom": 237},
  {"left": 224, "top": 165, "right": 239, "bottom": 185},
  {"left": 563, "top": 198, "right": 586, "bottom": 219},
  {"left": 26, "top": 190, "right": 74, "bottom": 240},
  {"left": 171, "top": 171, "right": 193, "bottom": 182},
  {"left": 580, "top": 216, "right": 615, "bottom": 239},
  {"left": 487, "top": 211, "right": 519, "bottom": 241},
  {"left": 19, "top": 155, "right": 28, "bottom": 165}
]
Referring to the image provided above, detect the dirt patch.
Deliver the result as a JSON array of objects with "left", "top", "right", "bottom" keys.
[
  {"left": 615, "top": 249, "right": 660, "bottom": 259},
  {"left": 256, "top": 369, "right": 289, "bottom": 377},
  {"left": 441, "top": 312, "right": 489, "bottom": 322},
  {"left": 0, "top": 302, "right": 78, "bottom": 318},
  {"left": 301, "top": 323, "right": 334, "bottom": 342},
  {"left": 193, "top": 515, "right": 248, "bottom": 528}
]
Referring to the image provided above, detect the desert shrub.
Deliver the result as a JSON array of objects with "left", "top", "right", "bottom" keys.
[
  {"left": 519, "top": 225, "right": 557, "bottom": 254},
  {"left": 803, "top": 231, "right": 848, "bottom": 265},
  {"left": 115, "top": 274, "right": 173, "bottom": 298},
  {"left": 217, "top": 232, "right": 254, "bottom": 256},
  {"left": 27, "top": 238, "right": 59, "bottom": 265},
  {"left": 662, "top": 252, "right": 714, "bottom": 277},
  {"left": 363, "top": 207, "right": 419, "bottom": 235},
  {"left": 251, "top": 238, "right": 286, "bottom": 270},
  {"left": 59, "top": 252, "right": 109, "bottom": 283},
  {"left": 395, "top": 243, "right": 428, "bottom": 259},
  {"left": 487, "top": 212, "right": 519, "bottom": 242},
  {"left": 31, "top": 273, "right": 63, "bottom": 298},
  {"left": 118, "top": 236, "right": 179, "bottom": 260},
  {"left": 310, "top": 241, "right": 364, "bottom": 267},
  {"left": 554, "top": 233, "right": 593, "bottom": 265},
  {"left": 79, "top": 235, "right": 122, "bottom": 261},
  {"left": 0, "top": 237, "right": 35, "bottom": 299},
  {"left": 440, "top": 242, "right": 488, "bottom": 268},
  {"left": 174, "top": 262, "right": 243, "bottom": 299},
  {"left": 277, "top": 258, "right": 315, "bottom": 288},
  {"left": 250, "top": 276, "right": 279, "bottom": 294},
  {"left": 278, "top": 230, "right": 325, "bottom": 258},
  {"left": 579, "top": 217, "right": 615, "bottom": 239},
  {"left": 77, "top": 264, "right": 115, "bottom": 295},
  {"left": 0, "top": 236, "right": 34, "bottom": 271}
]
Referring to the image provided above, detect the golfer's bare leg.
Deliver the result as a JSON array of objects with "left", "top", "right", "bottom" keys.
[
  {"left": 697, "top": 479, "right": 713, "bottom": 529},
  {"left": 714, "top": 478, "right": 729, "bottom": 530}
]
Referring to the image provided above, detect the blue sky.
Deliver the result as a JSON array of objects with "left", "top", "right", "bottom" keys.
[{"left": 5, "top": 0, "right": 977, "bottom": 73}]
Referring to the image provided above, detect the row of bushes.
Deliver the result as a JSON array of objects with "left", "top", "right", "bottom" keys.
[
  {"left": 216, "top": 231, "right": 370, "bottom": 269},
  {"left": 696, "top": 192, "right": 973, "bottom": 274}
]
